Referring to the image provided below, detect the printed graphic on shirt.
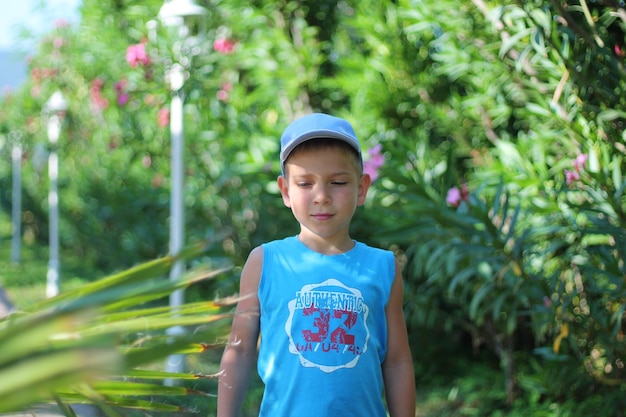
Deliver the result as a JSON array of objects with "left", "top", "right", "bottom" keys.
[{"left": 285, "top": 278, "right": 370, "bottom": 373}]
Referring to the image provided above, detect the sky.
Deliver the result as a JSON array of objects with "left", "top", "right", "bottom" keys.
[
  {"left": 0, "top": 0, "right": 82, "bottom": 90},
  {"left": 0, "top": 0, "right": 82, "bottom": 49}
]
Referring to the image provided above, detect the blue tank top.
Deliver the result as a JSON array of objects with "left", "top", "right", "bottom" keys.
[{"left": 257, "top": 236, "right": 395, "bottom": 416}]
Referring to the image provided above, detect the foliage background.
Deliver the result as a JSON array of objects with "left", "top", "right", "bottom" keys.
[{"left": 0, "top": 0, "right": 625, "bottom": 415}]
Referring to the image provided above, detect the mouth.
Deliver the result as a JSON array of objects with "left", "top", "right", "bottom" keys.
[{"left": 312, "top": 213, "right": 334, "bottom": 221}]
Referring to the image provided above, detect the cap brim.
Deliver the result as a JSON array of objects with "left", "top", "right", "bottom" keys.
[{"left": 280, "top": 130, "right": 361, "bottom": 163}]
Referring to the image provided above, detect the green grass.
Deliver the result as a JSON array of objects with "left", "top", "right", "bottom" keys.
[
  {"left": 0, "top": 249, "right": 92, "bottom": 309},
  {"left": 0, "top": 216, "right": 101, "bottom": 309}
]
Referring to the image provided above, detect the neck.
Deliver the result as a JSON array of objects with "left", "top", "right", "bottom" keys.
[{"left": 297, "top": 233, "right": 355, "bottom": 255}]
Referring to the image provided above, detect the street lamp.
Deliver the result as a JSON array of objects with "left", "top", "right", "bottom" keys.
[
  {"left": 44, "top": 91, "right": 68, "bottom": 298},
  {"left": 10, "top": 130, "right": 23, "bottom": 264},
  {"left": 157, "top": 0, "right": 208, "bottom": 376},
  {"left": 159, "top": 0, "right": 207, "bottom": 41}
]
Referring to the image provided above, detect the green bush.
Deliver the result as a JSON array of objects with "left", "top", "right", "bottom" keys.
[{"left": 360, "top": 0, "right": 626, "bottom": 408}]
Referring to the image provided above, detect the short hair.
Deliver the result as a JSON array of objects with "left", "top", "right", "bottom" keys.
[{"left": 283, "top": 138, "right": 363, "bottom": 176}]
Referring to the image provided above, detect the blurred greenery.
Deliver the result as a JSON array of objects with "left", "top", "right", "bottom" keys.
[
  {"left": 1, "top": 0, "right": 625, "bottom": 415},
  {"left": 0, "top": 239, "right": 233, "bottom": 414}
]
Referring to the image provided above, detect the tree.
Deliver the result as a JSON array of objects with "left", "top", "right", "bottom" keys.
[{"left": 361, "top": 0, "right": 626, "bottom": 407}]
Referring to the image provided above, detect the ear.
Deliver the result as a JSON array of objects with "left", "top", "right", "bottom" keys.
[
  {"left": 277, "top": 175, "right": 292, "bottom": 208},
  {"left": 356, "top": 173, "right": 371, "bottom": 206}
]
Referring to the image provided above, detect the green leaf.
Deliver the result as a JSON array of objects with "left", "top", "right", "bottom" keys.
[
  {"left": 469, "top": 283, "right": 494, "bottom": 322},
  {"left": 448, "top": 266, "right": 477, "bottom": 296},
  {"left": 0, "top": 348, "right": 120, "bottom": 413},
  {"left": 499, "top": 27, "right": 534, "bottom": 58}
]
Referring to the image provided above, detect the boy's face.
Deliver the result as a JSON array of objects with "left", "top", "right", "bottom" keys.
[{"left": 278, "top": 145, "right": 371, "bottom": 247}]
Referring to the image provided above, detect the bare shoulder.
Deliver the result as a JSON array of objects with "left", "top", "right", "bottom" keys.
[
  {"left": 388, "top": 257, "right": 404, "bottom": 309},
  {"left": 243, "top": 246, "right": 264, "bottom": 276},
  {"left": 242, "top": 246, "right": 263, "bottom": 277},
  {"left": 236, "top": 246, "right": 264, "bottom": 311},
  {"left": 385, "top": 257, "right": 408, "bottom": 345},
  {"left": 385, "top": 256, "right": 412, "bottom": 361}
]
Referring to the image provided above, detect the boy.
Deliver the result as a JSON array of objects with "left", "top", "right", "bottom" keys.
[{"left": 217, "top": 113, "right": 415, "bottom": 416}]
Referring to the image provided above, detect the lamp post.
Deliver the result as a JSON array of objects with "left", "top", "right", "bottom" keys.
[
  {"left": 44, "top": 91, "right": 68, "bottom": 298},
  {"left": 157, "top": 0, "right": 207, "bottom": 376},
  {"left": 10, "top": 131, "right": 23, "bottom": 264}
]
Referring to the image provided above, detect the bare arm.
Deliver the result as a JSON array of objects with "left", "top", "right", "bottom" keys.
[
  {"left": 217, "top": 246, "right": 263, "bottom": 417},
  {"left": 383, "top": 258, "right": 416, "bottom": 417}
]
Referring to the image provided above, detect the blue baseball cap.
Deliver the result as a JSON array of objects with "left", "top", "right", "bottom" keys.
[{"left": 280, "top": 113, "right": 363, "bottom": 174}]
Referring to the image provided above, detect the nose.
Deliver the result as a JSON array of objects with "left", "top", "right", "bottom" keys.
[{"left": 314, "top": 184, "right": 331, "bottom": 205}]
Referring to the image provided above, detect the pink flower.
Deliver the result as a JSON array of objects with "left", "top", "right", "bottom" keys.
[
  {"left": 42, "top": 68, "right": 58, "bottom": 78},
  {"left": 446, "top": 184, "right": 469, "bottom": 207},
  {"left": 565, "top": 153, "right": 588, "bottom": 185},
  {"left": 31, "top": 67, "right": 41, "bottom": 82},
  {"left": 573, "top": 153, "right": 588, "bottom": 172},
  {"left": 363, "top": 144, "right": 385, "bottom": 181},
  {"left": 158, "top": 107, "right": 170, "bottom": 128},
  {"left": 213, "top": 37, "right": 236, "bottom": 54},
  {"left": 565, "top": 169, "right": 580, "bottom": 185},
  {"left": 31, "top": 67, "right": 58, "bottom": 82},
  {"left": 117, "top": 92, "right": 129, "bottom": 106},
  {"left": 114, "top": 80, "right": 129, "bottom": 106},
  {"left": 90, "top": 78, "right": 109, "bottom": 111},
  {"left": 126, "top": 42, "right": 150, "bottom": 68},
  {"left": 216, "top": 82, "right": 233, "bottom": 101},
  {"left": 217, "top": 90, "right": 229, "bottom": 101}
]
